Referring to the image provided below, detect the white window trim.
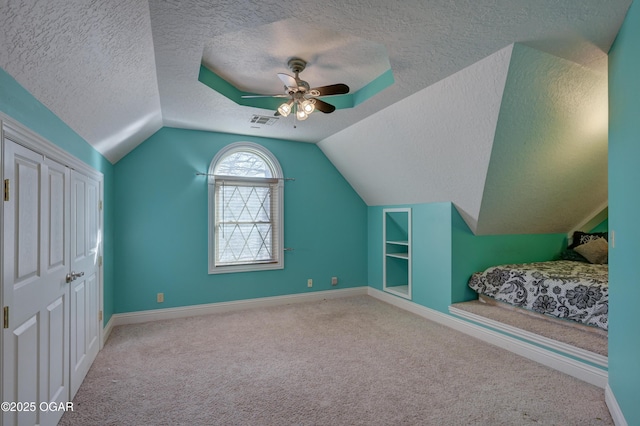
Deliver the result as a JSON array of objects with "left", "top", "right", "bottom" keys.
[{"left": 208, "top": 142, "right": 284, "bottom": 274}]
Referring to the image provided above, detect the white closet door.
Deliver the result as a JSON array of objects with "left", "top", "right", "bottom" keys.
[
  {"left": 2, "top": 140, "right": 71, "bottom": 426},
  {"left": 69, "top": 169, "right": 100, "bottom": 398}
]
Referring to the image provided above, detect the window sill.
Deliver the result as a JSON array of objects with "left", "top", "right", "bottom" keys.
[{"left": 208, "top": 261, "right": 284, "bottom": 275}]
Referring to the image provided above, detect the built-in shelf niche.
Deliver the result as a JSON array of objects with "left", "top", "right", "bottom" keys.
[{"left": 383, "top": 208, "right": 411, "bottom": 300}]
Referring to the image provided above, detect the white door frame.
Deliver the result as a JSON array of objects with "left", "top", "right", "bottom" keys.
[{"left": 0, "top": 112, "right": 105, "bottom": 404}]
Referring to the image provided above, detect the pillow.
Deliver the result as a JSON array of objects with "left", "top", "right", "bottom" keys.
[
  {"left": 568, "top": 231, "right": 608, "bottom": 249},
  {"left": 574, "top": 237, "right": 608, "bottom": 264},
  {"left": 559, "top": 249, "right": 589, "bottom": 263}
]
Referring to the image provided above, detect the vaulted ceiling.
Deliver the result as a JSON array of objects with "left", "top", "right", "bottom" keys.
[{"left": 0, "top": 0, "right": 630, "bottom": 234}]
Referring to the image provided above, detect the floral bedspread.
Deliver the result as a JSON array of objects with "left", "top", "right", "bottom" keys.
[{"left": 468, "top": 260, "right": 609, "bottom": 330}]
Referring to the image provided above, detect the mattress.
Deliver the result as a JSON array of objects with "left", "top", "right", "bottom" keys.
[{"left": 468, "top": 260, "right": 608, "bottom": 330}]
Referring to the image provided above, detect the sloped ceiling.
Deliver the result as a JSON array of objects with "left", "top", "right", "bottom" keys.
[
  {"left": 319, "top": 43, "right": 609, "bottom": 235},
  {"left": 476, "top": 44, "right": 609, "bottom": 235},
  {"left": 0, "top": 0, "right": 630, "bottom": 235},
  {"left": 0, "top": 0, "right": 163, "bottom": 162},
  {"left": 319, "top": 45, "right": 513, "bottom": 233}
]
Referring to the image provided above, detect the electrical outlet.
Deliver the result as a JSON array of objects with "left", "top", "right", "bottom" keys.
[
  {"left": 331, "top": 277, "right": 338, "bottom": 286},
  {"left": 157, "top": 293, "right": 164, "bottom": 303},
  {"left": 307, "top": 279, "right": 313, "bottom": 288}
]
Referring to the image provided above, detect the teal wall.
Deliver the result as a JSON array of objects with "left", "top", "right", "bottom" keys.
[
  {"left": 590, "top": 218, "right": 609, "bottom": 233},
  {"left": 113, "top": 127, "right": 368, "bottom": 313},
  {"left": 608, "top": 1, "right": 640, "bottom": 424},
  {"left": 452, "top": 206, "right": 567, "bottom": 305},
  {"left": 0, "top": 68, "right": 116, "bottom": 325},
  {"left": 369, "top": 202, "right": 566, "bottom": 313},
  {"left": 368, "top": 203, "right": 453, "bottom": 312}
]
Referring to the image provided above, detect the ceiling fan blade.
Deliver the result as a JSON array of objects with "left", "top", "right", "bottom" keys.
[
  {"left": 313, "top": 98, "right": 336, "bottom": 114},
  {"left": 277, "top": 73, "right": 298, "bottom": 89},
  {"left": 241, "top": 94, "right": 290, "bottom": 98},
  {"left": 310, "top": 83, "right": 350, "bottom": 97}
]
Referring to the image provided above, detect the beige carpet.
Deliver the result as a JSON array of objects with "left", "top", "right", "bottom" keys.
[{"left": 60, "top": 296, "right": 612, "bottom": 425}]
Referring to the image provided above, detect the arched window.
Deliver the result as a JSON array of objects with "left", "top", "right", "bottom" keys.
[{"left": 208, "top": 142, "right": 284, "bottom": 274}]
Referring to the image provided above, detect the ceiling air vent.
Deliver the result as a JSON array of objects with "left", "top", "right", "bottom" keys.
[{"left": 249, "top": 115, "right": 279, "bottom": 126}]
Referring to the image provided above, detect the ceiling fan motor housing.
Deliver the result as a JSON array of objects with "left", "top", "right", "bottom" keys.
[
  {"left": 287, "top": 57, "right": 307, "bottom": 74},
  {"left": 287, "top": 58, "right": 310, "bottom": 91}
]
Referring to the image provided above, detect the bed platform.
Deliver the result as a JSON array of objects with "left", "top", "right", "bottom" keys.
[
  {"left": 447, "top": 235, "right": 610, "bottom": 386},
  {"left": 467, "top": 260, "right": 608, "bottom": 331},
  {"left": 451, "top": 295, "right": 607, "bottom": 356}
]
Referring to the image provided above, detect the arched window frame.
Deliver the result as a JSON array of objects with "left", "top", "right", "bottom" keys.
[{"left": 208, "top": 142, "right": 284, "bottom": 274}]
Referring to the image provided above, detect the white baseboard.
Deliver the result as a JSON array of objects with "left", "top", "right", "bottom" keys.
[
  {"left": 109, "top": 287, "right": 368, "bottom": 327},
  {"left": 605, "top": 384, "right": 628, "bottom": 426},
  {"left": 102, "top": 315, "right": 115, "bottom": 346},
  {"left": 367, "top": 287, "right": 608, "bottom": 389}
]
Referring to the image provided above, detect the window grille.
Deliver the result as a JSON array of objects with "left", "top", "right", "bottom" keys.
[{"left": 208, "top": 143, "right": 284, "bottom": 274}]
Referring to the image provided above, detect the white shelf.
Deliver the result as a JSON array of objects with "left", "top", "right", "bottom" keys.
[
  {"left": 386, "top": 240, "right": 409, "bottom": 246},
  {"left": 386, "top": 285, "right": 409, "bottom": 298},
  {"left": 386, "top": 252, "right": 409, "bottom": 260},
  {"left": 383, "top": 208, "right": 412, "bottom": 301}
]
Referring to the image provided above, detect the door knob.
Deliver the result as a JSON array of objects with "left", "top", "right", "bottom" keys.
[{"left": 65, "top": 271, "right": 85, "bottom": 283}]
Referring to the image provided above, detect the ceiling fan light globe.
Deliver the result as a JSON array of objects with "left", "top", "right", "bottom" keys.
[
  {"left": 278, "top": 102, "right": 292, "bottom": 117},
  {"left": 296, "top": 109, "right": 308, "bottom": 121},
  {"left": 300, "top": 100, "right": 315, "bottom": 114}
]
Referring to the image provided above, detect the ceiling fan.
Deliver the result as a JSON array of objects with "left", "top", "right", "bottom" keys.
[{"left": 241, "top": 57, "right": 350, "bottom": 121}]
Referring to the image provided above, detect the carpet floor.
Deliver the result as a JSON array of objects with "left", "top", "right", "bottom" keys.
[{"left": 60, "top": 296, "right": 612, "bottom": 425}]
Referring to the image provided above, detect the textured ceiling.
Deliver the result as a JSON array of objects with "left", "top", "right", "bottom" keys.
[
  {"left": 1, "top": 0, "right": 630, "bottom": 162},
  {"left": 319, "top": 45, "right": 513, "bottom": 234},
  {"left": 0, "top": 0, "right": 162, "bottom": 162},
  {"left": 200, "top": 18, "right": 390, "bottom": 95},
  {"left": 0, "top": 0, "right": 630, "bottom": 234},
  {"left": 476, "top": 44, "right": 609, "bottom": 235}
]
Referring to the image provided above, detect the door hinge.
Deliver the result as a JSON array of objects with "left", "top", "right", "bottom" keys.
[
  {"left": 3, "top": 306, "right": 8, "bottom": 329},
  {"left": 98, "top": 256, "right": 103, "bottom": 267},
  {"left": 98, "top": 200, "right": 103, "bottom": 211},
  {"left": 3, "top": 179, "right": 9, "bottom": 201},
  {"left": 98, "top": 310, "right": 103, "bottom": 322}
]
